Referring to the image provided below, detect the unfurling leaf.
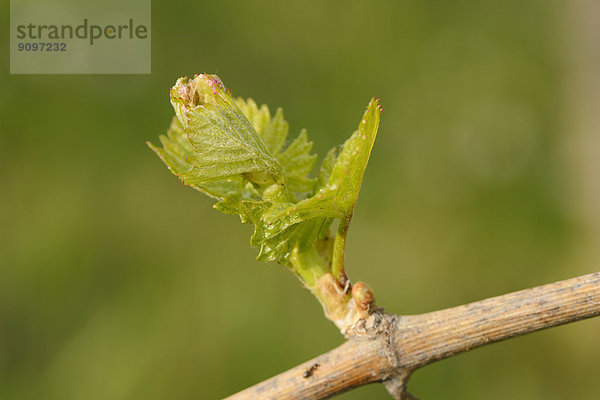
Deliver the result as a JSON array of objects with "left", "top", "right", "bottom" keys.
[
  {"left": 265, "top": 98, "right": 382, "bottom": 222},
  {"left": 170, "top": 74, "right": 285, "bottom": 185},
  {"left": 322, "top": 97, "right": 381, "bottom": 214}
]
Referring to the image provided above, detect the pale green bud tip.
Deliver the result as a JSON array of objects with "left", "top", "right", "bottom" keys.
[{"left": 170, "top": 73, "right": 227, "bottom": 109}]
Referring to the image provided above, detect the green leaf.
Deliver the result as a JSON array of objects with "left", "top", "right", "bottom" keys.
[
  {"left": 170, "top": 75, "right": 285, "bottom": 185},
  {"left": 200, "top": 178, "right": 261, "bottom": 202},
  {"left": 327, "top": 97, "right": 381, "bottom": 214},
  {"left": 148, "top": 116, "right": 262, "bottom": 202},
  {"left": 276, "top": 129, "right": 317, "bottom": 193},
  {"left": 214, "top": 195, "right": 330, "bottom": 264},
  {"left": 255, "top": 218, "right": 324, "bottom": 263},
  {"left": 266, "top": 98, "right": 382, "bottom": 222},
  {"left": 236, "top": 98, "right": 318, "bottom": 194},
  {"left": 235, "top": 98, "right": 289, "bottom": 156}
]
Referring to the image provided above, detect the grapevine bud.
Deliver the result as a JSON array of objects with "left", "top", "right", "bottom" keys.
[
  {"left": 170, "top": 74, "right": 227, "bottom": 129},
  {"left": 352, "top": 281, "right": 375, "bottom": 314}
]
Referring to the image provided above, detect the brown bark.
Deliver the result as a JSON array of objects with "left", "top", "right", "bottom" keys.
[{"left": 225, "top": 272, "right": 600, "bottom": 400}]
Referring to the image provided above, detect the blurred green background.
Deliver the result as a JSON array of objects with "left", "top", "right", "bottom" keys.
[{"left": 2, "top": 0, "right": 599, "bottom": 399}]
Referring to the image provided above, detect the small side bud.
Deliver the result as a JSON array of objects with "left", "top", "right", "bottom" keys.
[{"left": 352, "top": 281, "right": 375, "bottom": 315}]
